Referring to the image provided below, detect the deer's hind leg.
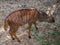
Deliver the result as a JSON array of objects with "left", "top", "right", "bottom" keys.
[
  {"left": 9, "top": 25, "right": 16, "bottom": 40},
  {"left": 27, "top": 23, "right": 32, "bottom": 39},
  {"left": 9, "top": 25, "right": 20, "bottom": 42},
  {"left": 13, "top": 25, "right": 20, "bottom": 42}
]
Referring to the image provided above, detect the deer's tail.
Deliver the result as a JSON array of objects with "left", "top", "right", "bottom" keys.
[{"left": 4, "top": 20, "right": 9, "bottom": 31}]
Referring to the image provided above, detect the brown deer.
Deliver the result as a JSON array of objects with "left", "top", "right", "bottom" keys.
[{"left": 4, "top": 8, "right": 55, "bottom": 42}]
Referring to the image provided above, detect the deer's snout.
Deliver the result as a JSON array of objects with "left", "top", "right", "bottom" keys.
[
  {"left": 52, "top": 19, "right": 55, "bottom": 22},
  {"left": 48, "top": 18, "right": 55, "bottom": 23}
]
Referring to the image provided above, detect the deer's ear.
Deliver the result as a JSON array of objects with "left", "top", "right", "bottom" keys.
[
  {"left": 46, "top": 7, "right": 51, "bottom": 16},
  {"left": 46, "top": 10, "right": 49, "bottom": 14},
  {"left": 46, "top": 5, "right": 56, "bottom": 17}
]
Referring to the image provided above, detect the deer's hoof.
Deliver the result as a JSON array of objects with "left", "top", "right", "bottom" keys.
[
  {"left": 12, "top": 38, "right": 15, "bottom": 40},
  {"left": 36, "top": 27, "right": 38, "bottom": 30},
  {"left": 29, "top": 36, "right": 31, "bottom": 39},
  {"left": 18, "top": 40, "right": 20, "bottom": 42}
]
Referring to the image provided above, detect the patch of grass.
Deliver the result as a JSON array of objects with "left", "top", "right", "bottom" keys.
[
  {"left": 31, "top": 27, "right": 45, "bottom": 41},
  {"left": 55, "top": 21, "right": 60, "bottom": 27},
  {"left": 55, "top": 38, "right": 60, "bottom": 45},
  {"left": 43, "top": 42, "right": 51, "bottom": 45},
  {"left": 31, "top": 26, "right": 60, "bottom": 45},
  {"left": 44, "top": 23, "right": 51, "bottom": 28}
]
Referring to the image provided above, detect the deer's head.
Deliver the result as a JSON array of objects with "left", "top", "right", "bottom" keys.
[
  {"left": 39, "top": 11, "right": 55, "bottom": 23},
  {"left": 39, "top": 5, "right": 56, "bottom": 23}
]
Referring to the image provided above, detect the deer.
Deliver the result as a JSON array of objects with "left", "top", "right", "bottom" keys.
[{"left": 4, "top": 8, "right": 55, "bottom": 42}]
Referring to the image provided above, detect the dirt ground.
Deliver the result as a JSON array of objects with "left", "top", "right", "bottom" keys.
[{"left": 0, "top": 0, "right": 60, "bottom": 45}]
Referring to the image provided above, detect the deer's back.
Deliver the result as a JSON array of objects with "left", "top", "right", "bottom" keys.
[{"left": 6, "top": 9, "right": 40, "bottom": 25}]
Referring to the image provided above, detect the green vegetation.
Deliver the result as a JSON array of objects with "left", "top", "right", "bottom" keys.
[
  {"left": 56, "top": 21, "right": 60, "bottom": 27},
  {"left": 31, "top": 23, "right": 60, "bottom": 45}
]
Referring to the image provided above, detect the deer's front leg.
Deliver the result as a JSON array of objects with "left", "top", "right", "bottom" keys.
[
  {"left": 27, "top": 23, "right": 32, "bottom": 39},
  {"left": 33, "top": 22, "right": 39, "bottom": 32}
]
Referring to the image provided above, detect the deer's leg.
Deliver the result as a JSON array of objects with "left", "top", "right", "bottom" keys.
[
  {"left": 13, "top": 33, "right": 20, "bottom": 42},
  {"left": 9, "top": 27, "right": 15, "bottom": 40},
  {"left": 9, "top": 31, "right": 15, "bottom": 40},
  {"left": 12, "top": 26, "right": 20, "bottom": 42},
  {"left": 27, "top": 23, "right": 32, "bottom": 39},
  {"left": 33, "top": 22, "right": 39, "bottom": 32}
]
